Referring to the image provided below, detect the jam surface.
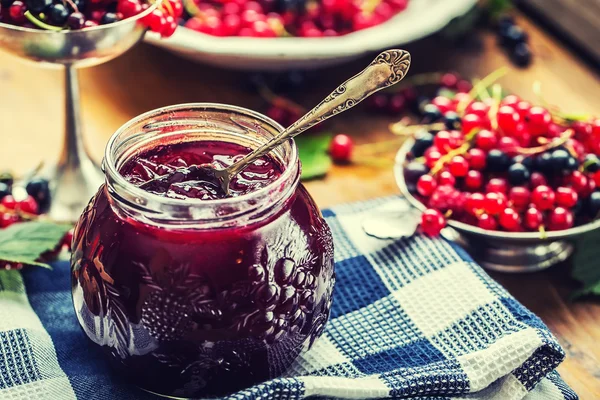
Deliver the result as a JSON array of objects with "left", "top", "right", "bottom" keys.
[
  {"left": 120, "top": 141, "right": 282, "bottom": 200},
  {"left": 71, "top": 140, "right": 334, "bottom": 398}
]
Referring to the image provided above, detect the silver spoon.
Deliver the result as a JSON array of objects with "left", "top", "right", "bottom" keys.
[{"left": 141, "top": 49, "right": 411, "bottom": 196}]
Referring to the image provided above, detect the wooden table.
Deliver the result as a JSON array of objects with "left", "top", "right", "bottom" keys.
[{"left": 1, "top": 14, "right": 599, "bottom": 398}]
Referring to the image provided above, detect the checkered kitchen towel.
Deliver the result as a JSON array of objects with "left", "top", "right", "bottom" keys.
[{"left": 0, "top": 197, "right": 577, "bottom": 400}]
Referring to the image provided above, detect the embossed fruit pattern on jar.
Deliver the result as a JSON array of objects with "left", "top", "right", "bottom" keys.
[{"left": 70, "top": 112, "right": 334, "bottom": 398}]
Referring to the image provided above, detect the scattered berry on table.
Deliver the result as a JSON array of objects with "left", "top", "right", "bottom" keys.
[
  {"left": 420, "top": 208, "right": 446, "bottom": 236},
  {"left": 329, "top": 134, "right": 353, "bottom": 163}
]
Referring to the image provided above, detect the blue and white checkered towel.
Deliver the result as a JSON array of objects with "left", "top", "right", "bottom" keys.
[{"left": 0, "top": 197, "right": 577, "bottom": 400}]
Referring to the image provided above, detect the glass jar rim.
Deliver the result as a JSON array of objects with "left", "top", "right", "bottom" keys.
[{"left": 103, "top": 103, "right": 298, "bottom": 211}]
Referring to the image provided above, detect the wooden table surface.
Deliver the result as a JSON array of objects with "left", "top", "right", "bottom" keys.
[{"left": 1, "top": 13, "right": 599, "bottom": 399}]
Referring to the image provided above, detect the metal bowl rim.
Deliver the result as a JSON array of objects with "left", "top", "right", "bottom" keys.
[
  {"left": 394, "top": 138, "right": 600, "bottom": 241},
  {"left": 0, "top": 0, "right": 159, "bottom": 35}
]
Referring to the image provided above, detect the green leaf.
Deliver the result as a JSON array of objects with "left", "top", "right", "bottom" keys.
[
  {"left": 485, "top": 0, "right": 512, "bottom": 18},
  {"left": 295, "top": 131, "right": 332, "bottom": 181},
  {"left": 0, "top": 221, "right": 71, "bottom": 269},
  {"left": 571, "top": 228, "right": 600, "bottom": 299}
]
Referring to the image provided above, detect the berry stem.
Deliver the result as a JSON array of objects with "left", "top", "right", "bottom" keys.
[
  {"left": 361, "top": 0, "right": 382, "bottom": 14},
  {"left": 488, "top": 84, "right": 503, "bottom": 132},
  {"left": 257, "top": 84, "right": 305, "bottom": 115},
  {"left": 389, "top": 121, "right": 445, "bottom": 136},
  {"left": 516, "top": 129, "right": 574, "bottom": 155},
  {"left": 182, "top": 0, "right": 201, "bottom": 17},
  {"left": 24, "top": 11, "right": 63, "bottom": 31},
  {"left": 430, "top": 143, "right": 470, "bottom": 175},
  {"left": 457, "top": 67, "right": 509, "bottom": 114},
  {"left": 161, "top": 0, "right": 174, "bottom": 16}
]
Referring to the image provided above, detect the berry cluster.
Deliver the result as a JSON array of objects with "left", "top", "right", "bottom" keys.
[
  {"left": 0, "top": 0, "right": 181, "bottom": 38},
  {"left": 403, "top": 93, "right": 600, "bottom": 236},
  {"left": 0, "top": 173, "right": 50, "bottom": 227},
  {"left": 183, "top": 0, "right": 409, "bottom": 37},
  {"left": 367, "top": 72, "right": 473, "bottom": 116},
  {"left": 0, "top": 172, "right": 72, "bottom": 269},
  {"left": 496, "top": 15, "right": 531, "bottom": 67}
]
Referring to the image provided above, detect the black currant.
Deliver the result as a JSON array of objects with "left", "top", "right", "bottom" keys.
[
  {"left": 67, "top": 11, "right": 85, "bottom": 29},
  {"left": 404, "top": 161, "right": 429, "bottom": 185},
  {"left": 512, "top": 155, "right": 534, "bottom": 170},
  {"left": 551, "top": 149, "right": 571, "bottom": 171},
  {"left": 500, "top": 25, "right": 528, "bottom": 48},
  {"left": 511, "top": 42, "right": 532, "bottom": 67},
  {"left": 507, "top": 163, "right": 530, "bottom": 185},
  {"left": 584, "top": 154, "right": 600, "bottom": 173},
  {"left": 486, "top": 149, "right": 510, "bottom": 173},
  {"left": 0, "top": 182, "right": 10, "bottom": 200},
  {"left": 564, "top": 156, "right": 579, "bottom": 172},
  {"left": 26, "top": 0, "right": 51, "bottom": 12},
  {"left": 48, "top": 3, "right": 69, "bottom": 25},
  {"left": 0, "top": 171, "right": 13, "bottom": 187},
  {"left": 443, "top": 111, "right": 461, "bottom": 130},
  {"left": 534, "top": 152, "right": 553, "bottom": 174},
  {"left": 411, "top": 131, "right": 434, "bottom": 157},
  {"left": 421, "top": 104, "right": 442, "bottom": 123},
  {"left": 497, "top": 14, "right": 515, "bottom": 35},
  {"left": 101, "top": 11, "right": 119, "bottom": 24},
  {"left": 25, "top": 178, "right": 51, "bottom": 211},
  {"left": 587, "top": 191, "right": 600, "bottom": 218}
]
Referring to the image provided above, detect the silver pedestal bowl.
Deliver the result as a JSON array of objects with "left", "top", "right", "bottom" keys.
[
  {"left": 394, "top": 138, "right": 600, "bottom": 273},
  {"left": 0, "top": 8, "right": 157, "bottom": 222}
]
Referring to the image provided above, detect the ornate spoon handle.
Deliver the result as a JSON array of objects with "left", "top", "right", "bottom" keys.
[{"left": 226, "top": 49, "right": 411, "bottom": 177}]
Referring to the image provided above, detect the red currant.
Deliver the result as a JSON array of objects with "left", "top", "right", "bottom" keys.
[
  {"left": 526, "top": 107, "right": 552, "bottom": 136},
  {"left": 530, "top": 172, "right": 547, "bottom": 187},
  {"left": 464, "top": 170, "right": 483, "bottom": 190},
  {"left": 18, "top": 196, "right": 38, "bottom": 214},
  {"left": 548, "top": 207, "right": 574, "bottom": 230},
  {"left": 593, "top": 170, "right": 600, "bottom": 187},
  {"left": 417, "top": 175, "right": 437, "bottom": 197},
  {"left": 475, "top": 130, "right": 497, "bottom": 151},
  {"left": 515, "top": 101, "right": 531, "bottom": 119},
  {"left": 117, "top": 0, "right": 142, "bottom": 18},
  {"left": 465, "top": 101, "right": 489, "bottom": 118},
  {"left": 440, "top": 73, "right": 459, "bottom": 88},
  {"left": 467, "top": 148, "right": 486, "bottom": 170},
  {"left": 478, "top": 213, "right": 497, "bottom": 230},
  {"left": 388, "top": 94, "right": 406, "bottom": 114},
  {"left": 329, "top": 134, "right": 353, "bottom": 163},
  {"left": 497, "top": 105, "right": 520, "bottom": 135},
  {"left": 499, "top": 208, "right": 521, "bottom": 231},
  {"left": 498, "top": 136, "right": 519, "bottom": 155},
  {"left": 531, "top": 185, "right": 555, "bottom": 210},
  {"left": 568, "top": 171, "right": 588, "bottom": 193},
  {"left": 509, "top": 186, "right": 530, "bottom": 208},
  {"left": 448, "top": 155, "right": 469, "bottom": 177},
  {"left": 555, "top": 187, "right": 578, "bottom": 208},
  {"left": 433, "top": 130, "right": 452, "bottom": 153},
  {"left": 1, "top": 195, "right": 17, "bottom": 210},
  {"left": 432, "top": 96, "right": 452, "bottom": 114},
  {"left": 0, "top": 213, "right": 19, "bottom": 228},
  {"left": 437, "top": 170, "right": 456, "bottom": 186},
  {"left": 420, "top": 208, "right": 446, "bottom": 236},
  {"left": 465, "top": 192, "right": 485, "bottom": 215},
  {"left": 484, "top": 192, "right": 507, "bottom": 215},
  {"left": 501, "top": 95, "right": 520, "bottom": 107},
  {"left": 486, "top": 178, "right": 508, "bottom": 195},
  {"left": 425, "top": 147, "right": 442, "bottom": 169},
  {"left": 461, "top": 113, "right": 484, "bottom": 136},
  {"left": 9, "top": 1, "right": 26, "bottom": 23},
  {"left": 524, "top": 207, "right": 543, "bottom": 230},
  {"left": 456, "top": 80, "right": 472, "bottom": 93}
]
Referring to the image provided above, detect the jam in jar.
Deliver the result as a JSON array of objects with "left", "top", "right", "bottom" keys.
[{"left": 70, "top": 104, "right": 335, "bottom": 397}]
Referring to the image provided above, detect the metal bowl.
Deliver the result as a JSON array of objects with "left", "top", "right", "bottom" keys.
[
  {"left": 394, "top": 138, "right": 600, "bottom": 272},
  {"left": 0, "top": 9, "right": 158, "bottom": 222}
]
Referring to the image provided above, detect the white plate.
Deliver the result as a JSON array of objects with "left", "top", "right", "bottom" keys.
[{"left": 146, "top": 0, "right": 476, "bottom": 70}]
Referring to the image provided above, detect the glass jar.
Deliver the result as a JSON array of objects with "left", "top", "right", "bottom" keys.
[{"left": 70, "top": 104, "right": 335, "bottom": 398}]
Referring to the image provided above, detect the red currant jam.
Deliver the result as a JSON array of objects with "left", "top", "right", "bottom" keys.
[
  {"left": 119, "top": 141, "right": 282, "bottom": 200},
  {"left": 71, "top": 109, "right": 334, "bottom": 398}
]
